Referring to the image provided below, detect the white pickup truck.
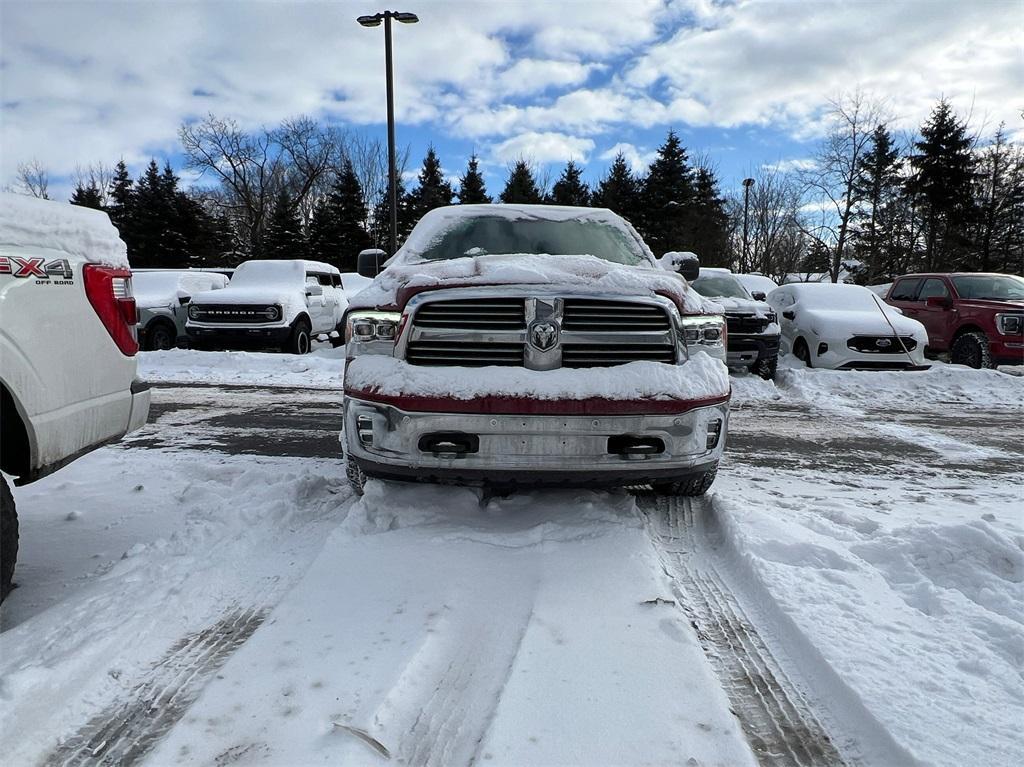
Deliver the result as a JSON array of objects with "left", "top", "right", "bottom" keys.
[{"left": 0, "top": 193, "right": 150, "bottom": 601}]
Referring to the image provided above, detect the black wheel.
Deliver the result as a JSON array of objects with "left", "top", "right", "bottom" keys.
[
  {"left": 950, "top": 331, "right": 993, "bottom": 369},
  {"left": 793, "top": 337, "right": 812, "bottom": 368},
  {"left": 754, "top": 354, "right": 778, "bottom": 380},
  {"left": 653, "top": 470, "right": 717, "bottom": 497},
  {"left": 1, "top": 476, "right": 18, "bottom": 603},
  {"left": 346, "top": 460, "right": 367, "bottom": 496},
  {"left": 284, "top": 319, "right": 312, "bottom": 355},
  {"left": 330, "top": 322, "right": 346, "bottom": 348},
  {"left": 146, "top": 321, "right": 176, "bottom": 351}
]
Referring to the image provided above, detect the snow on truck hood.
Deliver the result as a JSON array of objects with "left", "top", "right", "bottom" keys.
[
  {"left": 0, "top": 192, "right": 129, "bottom": 268},
  {"left": 350, "top": 253, "right": 711, "bottom": 313}
]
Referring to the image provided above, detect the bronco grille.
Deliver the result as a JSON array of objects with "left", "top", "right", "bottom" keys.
[
  {"left": 190, "top": 304, "right": 278, "bottom": 323},
  {"left": 726, "top": 314, "right": 769, "bottom": 335},
  {"left": 847, "top": 335, "right": 917, "bottom": 354},
  {"left": 406, "top": 296, "right": 676, "bottom": 368}
]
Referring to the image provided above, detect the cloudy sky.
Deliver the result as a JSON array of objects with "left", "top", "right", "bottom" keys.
[{"left": 2, "top": 0, "right": 1021, "bottom": 200}]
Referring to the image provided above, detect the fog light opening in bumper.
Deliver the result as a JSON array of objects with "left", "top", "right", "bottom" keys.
[
  {"left": 608, "top": 435, "right": 665, "bottom": 461},
  {"left": 706, "top": 419, "right": 723, "bottom": 450},
  {"left": 817, "top": 342, "right": 829, "bottom": 356},
  {"left": 419, "top": 432, "right": 480, "bottom": 459}
]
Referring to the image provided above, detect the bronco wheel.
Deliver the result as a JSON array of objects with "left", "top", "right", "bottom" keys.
[
  {"left": 653, "top": 470, "right": 717, "bottom": 497},
  {"left": 146, "top": 321, "right": 176, "bottom": 351},
  {"left": 950, "top": 331, "right": 993, "bottom": 369},
  {"left": 793, "top": 337, "right": 812, "bottom": 368},
  {"left": 285, "top": 319, "right": 312, "bottom": 355},
  {"left": 1, "top": 476, "right": 18, "bottom": 603}
]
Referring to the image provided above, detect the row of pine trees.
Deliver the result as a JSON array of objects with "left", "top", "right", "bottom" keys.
[{"left": 67, "top": 130, "right": 727, "bottom": 272}]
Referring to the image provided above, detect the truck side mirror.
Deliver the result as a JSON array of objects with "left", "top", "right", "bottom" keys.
[
  {"left": 357, "top": 248, "right": 388, "bottom": 278},
  {"left": 659, "top": 251, "right": 700, "bottom": 281}
]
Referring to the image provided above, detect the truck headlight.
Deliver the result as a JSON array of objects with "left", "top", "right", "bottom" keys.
[
  {"left": 681, "top": 315, "right": 726, "bottom": 348},
  {"left": 346, "top": 311, "right": 402, "bottom": 346},
  {"left": 996, "top": 313, "right": 1023, "bottom": 335}
]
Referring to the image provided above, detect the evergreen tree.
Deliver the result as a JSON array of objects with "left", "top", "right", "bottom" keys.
[
  {"left": 500, "top": 159, "right": 544, "bottom": 204},
  {"left": 972, "top": 124, "right": 1024, "bottom": 273},
  {"left": 129, "top": 160, "right": 185, "bottom": 268},
  {"left": 106, "top": 159, "right": 134, "bottom": 237},
  {"left": 641, "top": 130, "right": 695, "bottom": 255},
  {"left": 683, "top": 167, "right": 730, "bottom": 266},
  {"left": 261, "top": 189, "right": 309, "bottom": 260},
  {"left": 70, "top": 183, "right": 104, "bottom": 210},
  {"left": 407, "top": 147, "right": 454, "bottom": 222},
  {"left": 370, "top": 175, "right": 414, "bottom": 252},
  {"left": 457, "top": 153, "right": 491, "bottom": 204},
  {"left": 851, "top": 124, "right": 903, "bottom": 283},
  {"left": 549, "top": 160, "right": 590, "bottom": 206},
  {"left": 592, "top": 152, "right": 642, "bottom": 225},
  {"left": 906, "top": 99, "right": 978, "bottom": 270},
  {"left": 308, "top": 159, "right": 373, "bottom": 270}
]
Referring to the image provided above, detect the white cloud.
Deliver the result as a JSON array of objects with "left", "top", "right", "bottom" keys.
[
  {"left": 762, "top": 158, "right": 817, "bottom": 174},
  {"left": 599, "top": 143, "right": 657, "bottom": 174},
  {"left": 491, "top": 132, "right": 595, "bottom": 164}
]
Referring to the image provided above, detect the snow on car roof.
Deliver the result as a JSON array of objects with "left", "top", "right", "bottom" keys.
[
  {"left": 0, "top": 192, "right": 129, "bottom": 268},
  {"left": 781, "top": 282, "right": 882, "bottom": 309},
  {"left": 229, "top": 259, "right": 340, "bottom": 288},
  {"left": 396, "top": 204, "right": 656, "bottom": 263}
]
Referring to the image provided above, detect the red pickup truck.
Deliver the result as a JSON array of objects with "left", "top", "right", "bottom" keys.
[{"left": 884, "top": 273, "right": 1024, "bottom": 368}]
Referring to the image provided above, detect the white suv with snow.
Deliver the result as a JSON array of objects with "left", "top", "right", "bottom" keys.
[
  {"left": 186, "top": 259, "right": 348, "bottom": 354},
  {"left": 0, "top": 193, "right": 150, "bottom": 601}
]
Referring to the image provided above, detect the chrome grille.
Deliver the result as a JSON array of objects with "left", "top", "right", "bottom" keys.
[
  {"left": 405, "top": 340, "right": 524, "bottom": 367},
  {"left": 562, "top": 343, "right": 676, "bottom": 367},
  {"left": 412, "top": 298, "right": 525, "bottom": 329},
  {"left": 562, "top": 299, "right": 671, "bottom": 331}
]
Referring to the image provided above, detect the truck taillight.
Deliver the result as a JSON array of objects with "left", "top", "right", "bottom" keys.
[{"left": 83, "top": 265, "right": 139, "bottom": 356}]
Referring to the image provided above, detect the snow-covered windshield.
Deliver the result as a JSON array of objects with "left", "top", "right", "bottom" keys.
[
  {"left": 416, "top": 216, "right": 649, "bottom": 266},
  {"left": 692, "top": 272, "right": 750, "bottom": 299},
  {"left": 951, "top": 274, "right": 1024, "bottom": 301},
  {"left": 790, "top": 284, "right": 880, "bottom": 310},
  {"left": 229, "top": 260, "right": 305, "bottom": 288}
]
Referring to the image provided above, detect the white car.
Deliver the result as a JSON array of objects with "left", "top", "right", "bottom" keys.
[
  {"left": 0, "top": 193, "right": 150, "bottom": 600},
  {"left": 134, "top": 270, "right": 229, "bottom": 350},
  {"left": 767, "top": 282, "right": 928, "bottom": 370},
  {"left": 735, "top": 273, "right": 779, "bottom": 300},
  {"left": 186, "top": 259, "right": 348, "bottom": 354}
]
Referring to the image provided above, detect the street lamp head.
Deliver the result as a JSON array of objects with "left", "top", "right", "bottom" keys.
[
  {"left": 357, "top": 14, "right": 383, "bottom": 27},
  {"left": 742, "top": 178, "right": 755, "bottom": 187},
  {"left": 393, "top": 12, "right": 419, "bottom": 23}
]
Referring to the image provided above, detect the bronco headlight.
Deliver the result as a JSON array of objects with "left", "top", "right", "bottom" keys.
[
  {"left": 263, "top": 304, "right": 281, "bottom": 321},
  {"left": 346, "top": 311, "right": 402, "bottom": 347},
  {"left": 681, "top": 315, "right": 726, "bottom": 348},
  {"left": 188, "top": 304, "right": 201, "bottom": 320}
]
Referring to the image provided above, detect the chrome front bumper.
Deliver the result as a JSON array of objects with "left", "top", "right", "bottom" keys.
[{"left": 343, "top": 396, "right": 728, "bottom": 487}]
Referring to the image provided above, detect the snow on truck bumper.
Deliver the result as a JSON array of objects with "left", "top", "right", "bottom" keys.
[{"left": 342, "top": 355, "right": 730, "bottom": 487}]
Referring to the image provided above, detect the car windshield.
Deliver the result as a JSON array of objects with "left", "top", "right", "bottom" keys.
[
  {"left": 951, "top": 274, "right": 1024, "bottom": 301},
  {"left": 692, "top": 273, "right": 750, "bottom": 299},
  {"left": 416, "top": 216, "right": 649, "bottom": 266},
  {"left": 793, "top": 284, "right": 878, "bottom": 310}
]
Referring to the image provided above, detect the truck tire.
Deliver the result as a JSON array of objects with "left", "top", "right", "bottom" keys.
[
  {"left": 284, "top": 319, "right": 312, "bottom": 355},
  {"left": 1, "top": 476, "right": 17, "bottom": 603},
  {"left": 145, "top": 320, "right": 176, "bottom": 351},
  {"left": 793, "top": 337, "right": 812, "bottom": 368},
  {"left": 950, "top": 331, "right": 994, "bottom": 369},
  {"left": 346, "top": 460, "right": 367, "bottom": 496},
  {"left": 754, "top": 354, "right": 778, "bottom": 380},
  {"left": 653, "top": 470, "right": 717, "bottom": 497}
]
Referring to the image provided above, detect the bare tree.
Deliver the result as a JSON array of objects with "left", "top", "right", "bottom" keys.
[
  {"left": 16, "top": 159, "right": 50, "bottom": 199},
  {"left": 745, "top": 166, "right": 808, "bottom": 281},
  {"left": 72, "top": 162, "right": 113, "bottom": 207},
  {"left": 801, "top": 90, "right": 889, "bottom": 281}
]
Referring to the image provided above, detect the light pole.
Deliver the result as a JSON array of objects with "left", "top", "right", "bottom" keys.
[
  {"left": 357, "top": 10, "right": 418, "bottom": 256},
  {"left": 741, "top": 177, "right": 754, "bottom": 272}
]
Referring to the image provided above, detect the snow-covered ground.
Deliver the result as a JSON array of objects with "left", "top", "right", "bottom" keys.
[{"left": 2, "top": 349, "right": 1022, "bottom": 766}]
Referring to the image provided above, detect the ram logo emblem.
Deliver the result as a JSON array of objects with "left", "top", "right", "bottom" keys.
[{"left": 529, "top": 321, "right": 559, "bottom": 351}]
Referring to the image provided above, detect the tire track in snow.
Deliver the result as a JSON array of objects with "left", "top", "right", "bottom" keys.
[
  {"left": 639, "top": 493, "right": 847, "bottom": 767},
  {"left": 50, "top": 606, "right": 266, "bottom": 767}
]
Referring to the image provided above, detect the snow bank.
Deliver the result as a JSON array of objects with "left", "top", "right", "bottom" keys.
[
  {"left": 138, "top": 347, "right": 345, "bottom": 388},
  {"left": 346, "top": 352, "right": 730, "bottom": 402},
  {"left": 0, "top": 192, "right": 128, "bottom": 267}
]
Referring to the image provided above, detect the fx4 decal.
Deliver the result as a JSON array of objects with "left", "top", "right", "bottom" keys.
[{"left": 0, "top": 256, "right": 74, "bottom": 281}]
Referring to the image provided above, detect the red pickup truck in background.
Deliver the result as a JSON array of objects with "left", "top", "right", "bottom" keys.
[{"left": 884, "top": 272, "right": 1024, "bottom": 368}]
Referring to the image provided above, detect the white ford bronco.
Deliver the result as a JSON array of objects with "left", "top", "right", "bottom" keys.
[
  {"left": 186, "top": 259, "right": 348, "bottom": 354},
  {"left": 343, "top": 204, "right": 730, "bottom": 497},
  {"left": 0, "top": 193, "right": 151, "bottom": 601}
]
